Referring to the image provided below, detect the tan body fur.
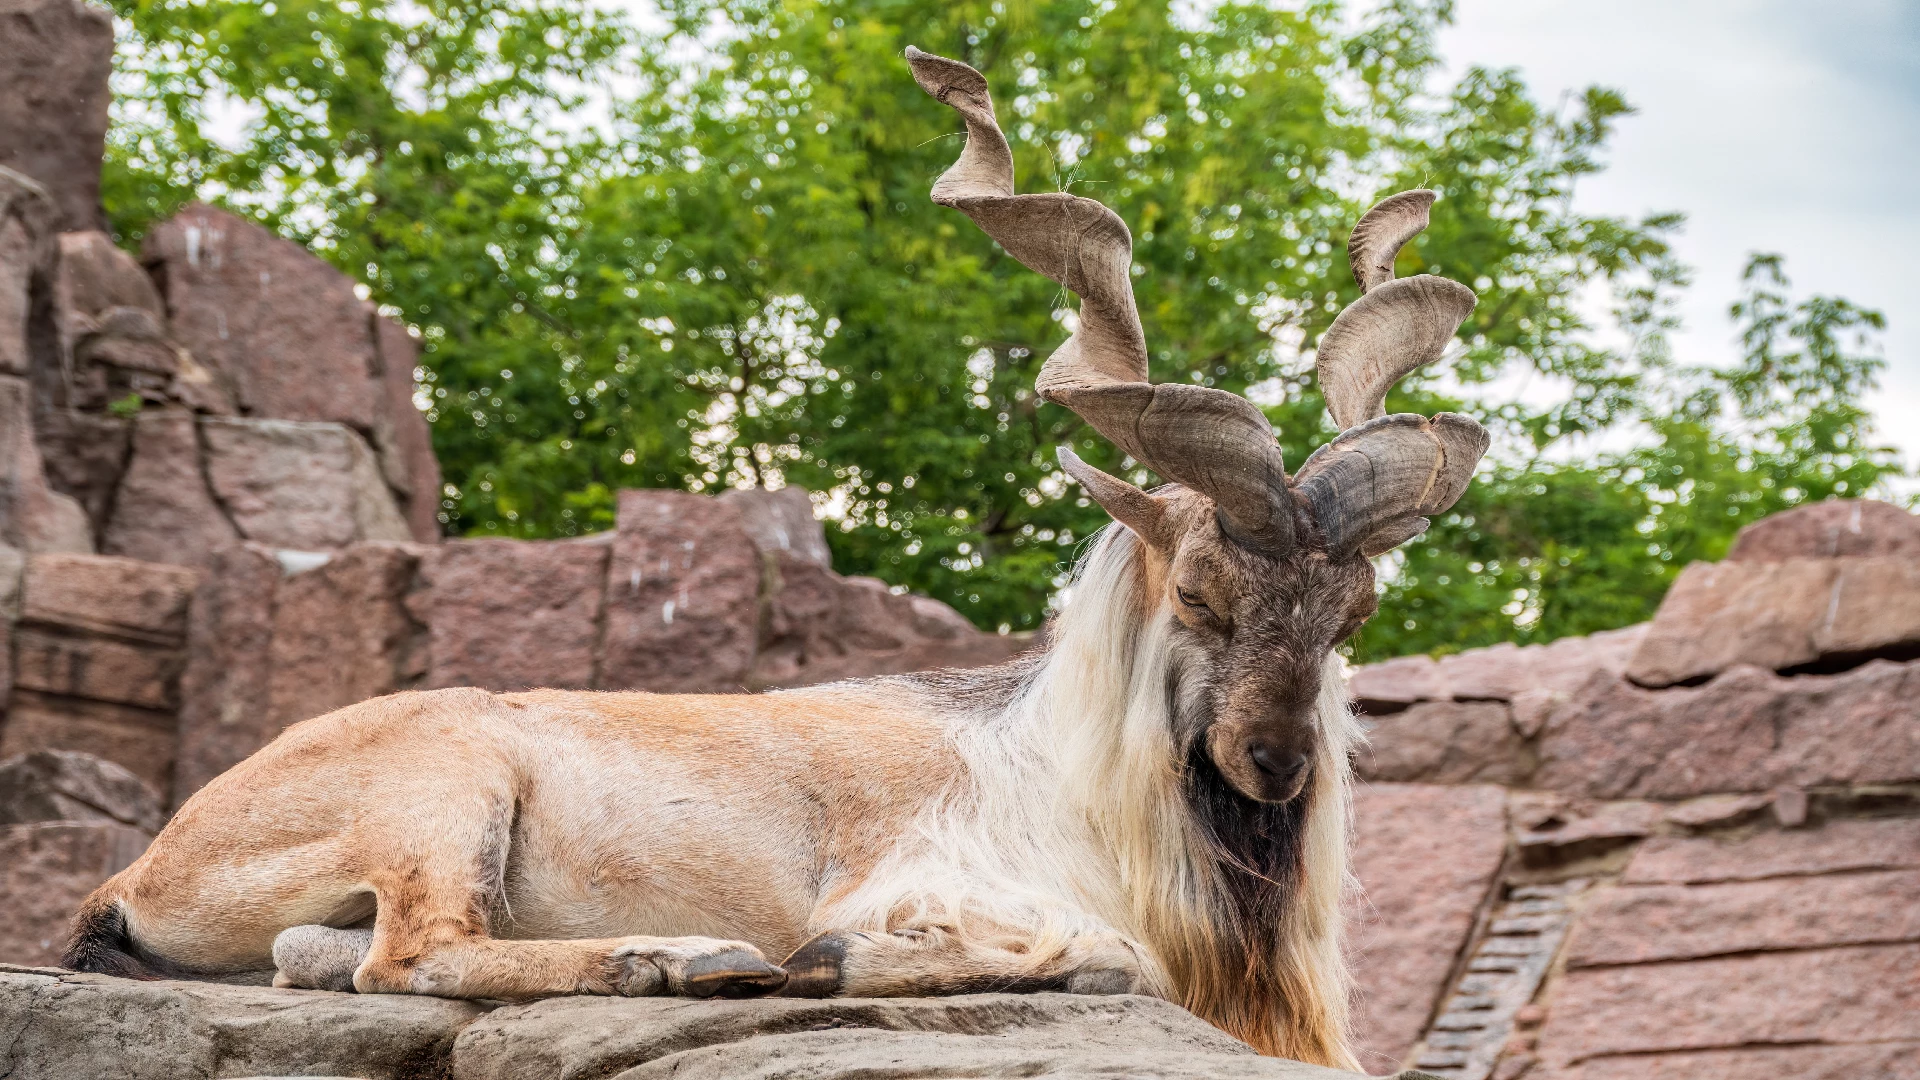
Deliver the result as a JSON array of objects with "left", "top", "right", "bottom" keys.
[{"left": 121, "top": 684, "right": 950, "bottom": 975}]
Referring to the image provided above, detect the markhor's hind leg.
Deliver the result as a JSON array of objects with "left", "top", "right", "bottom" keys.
[
  {"left": 350, "top": 932, "right": 788, "bottom": 999},
  {"left": 780, "top": 919, "right": 1149, "bottom": 998},
  {"left": 273, "top": 919, "right": 787, "bottom": 999},
  {"left": 345, "top": 845, "right": 785, "bottom": 998},
  {"left": 296, "top": 764, "right": 786, "bottom": 1000}
]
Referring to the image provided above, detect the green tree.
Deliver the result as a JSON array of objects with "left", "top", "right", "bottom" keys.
[
  {"left": 102, "top": 0, "right": 1902, "bottom": 649},
  {"left": 1367, "top": 252, "right": 1902, "bottom": 659}
]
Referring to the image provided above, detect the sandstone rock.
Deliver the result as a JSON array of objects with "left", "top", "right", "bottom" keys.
[
  {"left": 0, "top": 168, "right": 56, "bottom": 376},
  {"left": 0, "top": 543, "right": 18, "bottom": 694},
  {"left": 1534, "top": 661, "right": 1920, "bottom": 799},
  {"left": 50, "top": 233, "right": 166, "bottom": 344},
  {"left": 0, "top": 691, "right": 178, "bottom": 792},
  {"left": 753, "top": 555, "right": 878, "bottom": 687},
  {"left": 1626, "top": 556, "right": 1920, "bottom": 687},
  {"left": 600, "top": 490, "right": 762, "bottom": 693},
  {"left": 417, "top": 537, "right": 608, "bottom": 691},
  {"left": 0, "top": 218, "right": 33, "bottom": 377},
  {"left": 0, "top": 0, "right": 112, "bottom": 233},
  {"left": 1439, "top": 625, "right": 1648, "bottom": 702},
  {"left": 200, "top": 417, "right": 414, "bottom": 549},
  {"left": 1506, "top": 687, "right": 1558, "bottom": 738},
  {"left": 752, "top": 554, "right": 1029, "bottom": 689},
  {"left": 0, "top": 968, "right": 486, "bottom": 1079},
  {"left": 1356, "top": 700, "right": 1518, "bottom": 784},
  {"left": 11, "top": 626, "right": 178, "bottom": 709},
  {"left": 100, "top": 410, "right": 242, "bottom": 568},
  {"left": 265, "top": 544, "right": 425, "bottom": 732},
  {"left": 908, "top": 592, "right": 983, "bottom": 639},
  {"left": 31, "top": 407, "right": 130, "bottom": 537},
  {"left": 172, "top": 544, "right": 278, "bottom": 803},
  {"left": 755, "top": 558, "right": 904, "bottom": 687},
  {"left": 1822, "top": 557, "right": 1920, "bottom": 661},
  {"left": 448, "top": 993, "right": 1359, "bottom": 1080},
  {"left": 0, "top": 972, "right": 1419, "bottom": 1080},
  {"left": 1771, "top": 785, "right": 1808, "bottom": 827},
  {"left": 0, "top": 376, "right": 92, "bottom": 553},
  {"left": 49, "top": 231, "right": 178, "bottom": 405},
  {"left": 1656, "top": 792, "right": 1771, "bottom": 829},
  {"left": 1348, "top": 653, "right": 1445, "bottom": 713},
  {"left": 1509, "top": 795, "right": 1660, "bottom": 858},
  {"left": 900, "top": 624, "right": 1034, "bottom": 672},
  {"left": 1350, "top": 625, "right": 1645, "bottom": 712},
  {"left": 144, "top": 204, "right": 383, "bottom": 429},
  {"left": 0, "top": 750, "right": 162, "bottom": 832},
  {"left": 1727, "top": 498, "right": 1920, "bottom": 562},
  {"left": 1549, "top": 1041, "right": 1920, "bottom": 1080},
  {"left": 1623, "top": 817, "right": 1920, "bottom": 884},
  {"left": 0, "top": 542, "right": 20, "bottom": 617},
  {"left": 1564, "top": 870, "right": 1920, "bottom": 968},
  {"left": 370, "top": 314, "right": 441, "bottom": 542},
  {"left": 1533, "top": 943, "right": 1920, "bottom": 1068},
  {"left": 21, "top": 549, "right": 196, "bottom": 641},
  {"left": 19, "top": 551, "right": 197, "bottom": 641},
  {"left": 719, "top": 485, "right": 832, "bottom": 567},
  {"left": 0, "top": 822, "right": 148, "bottom": 966},
  {"left": 1347, "top": 783, "right": 1508, "bottom": 1071}
]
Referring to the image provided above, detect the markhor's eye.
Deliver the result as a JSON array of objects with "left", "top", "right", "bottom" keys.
[{"left": 1176, "top": 587, "right": 1209, "bottom": 611}]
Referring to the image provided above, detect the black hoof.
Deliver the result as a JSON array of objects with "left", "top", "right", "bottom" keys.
[
  {"left": 683, "top": 949, "right": 789, "bottom": 999},
  {"left": 776, "top": 931, "right": 850, "bottom": 998}
]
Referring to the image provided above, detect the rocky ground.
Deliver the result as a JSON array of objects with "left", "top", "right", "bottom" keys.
[{"left": 0, "top": 965, "right": 1422, "bottom": 1080}]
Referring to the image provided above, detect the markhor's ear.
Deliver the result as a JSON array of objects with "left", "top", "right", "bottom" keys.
[{"left": 1059, "top": 446, "right": 1170, "bottom": 548}]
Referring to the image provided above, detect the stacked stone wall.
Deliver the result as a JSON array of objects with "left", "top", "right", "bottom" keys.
[{"left": 1342, "top": 497, "right": 1920, "bottom": 1078}]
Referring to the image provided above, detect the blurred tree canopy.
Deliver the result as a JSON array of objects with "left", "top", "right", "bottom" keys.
[{"left": 102, "top": 0, "right": 1903, "bottom": 658}]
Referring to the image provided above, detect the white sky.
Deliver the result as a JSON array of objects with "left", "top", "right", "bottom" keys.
[{"left": 1438, "top": 0, "right": 1920, "bottom": 494}]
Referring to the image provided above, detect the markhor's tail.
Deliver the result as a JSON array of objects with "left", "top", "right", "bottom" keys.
[{"left": 62, "top": 895, "right": 185, "bottom": 980}]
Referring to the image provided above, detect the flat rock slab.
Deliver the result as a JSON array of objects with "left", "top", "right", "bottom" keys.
[
  {"left": 1534, "top": 943, "right": 1920, "bottom": 1069},
  {"left": 0, "top": 970, "right": 1423, "bottom": 1080},
  {"left": 0, "top": 966, "right": 486, "bottom": 1080},
  {"left": 1726, "top": 497, "right": 1920, "bottom": 562},
  {"left": 1534, "top": 660, "right": 1920, "bottom": 799},
  {"left": 449, "top": 994, "right": 1366, "bottom": 1080},
  {"left": 1626, "top": 556, "right": 1920, "bottom": 687}
]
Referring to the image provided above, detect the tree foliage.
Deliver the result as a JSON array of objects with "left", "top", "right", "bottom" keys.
[{"left": 102, "top": 0, "right": 1903, "bottom": 656}]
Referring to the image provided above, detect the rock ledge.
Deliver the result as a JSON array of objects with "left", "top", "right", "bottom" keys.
[{"left": 0, "top": 966, "right": 1441, "bottom": 1079}]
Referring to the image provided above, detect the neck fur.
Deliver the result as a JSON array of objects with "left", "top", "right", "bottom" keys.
[{"left": 946, "top": 526, "right": 1360, "bottom": 1066}]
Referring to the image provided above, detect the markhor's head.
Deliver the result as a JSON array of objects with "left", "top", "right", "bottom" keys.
[{"left": 909, "top": 47, "right": 1489, "bottom": 804}]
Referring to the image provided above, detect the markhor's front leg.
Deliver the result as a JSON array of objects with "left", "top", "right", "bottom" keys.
[{"left": 780, "top": 921, "right": 1151, "bottom": 998}]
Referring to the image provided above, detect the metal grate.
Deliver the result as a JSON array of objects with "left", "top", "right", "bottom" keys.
[{"left": 1407, "top": 878, "right": 1587, "bottom": 1080}]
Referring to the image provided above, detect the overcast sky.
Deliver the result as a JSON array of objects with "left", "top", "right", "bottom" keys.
[{"left": 1437, "top": 0, "right": 1919, "bottom": 492}]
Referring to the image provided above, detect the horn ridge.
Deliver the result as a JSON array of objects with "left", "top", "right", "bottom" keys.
[
  {"left": 1347, "top": 188, "right": 1436, "bottom": 293},
  {"left": 1316, "top": 274, "right": 1477, "bottom": 431},
  {"left": 1292, "top": 412, "right": 1490, "bottom": 557},
  {"left": 908, "top": 46, "right": 1294, "bottom": 554},
  {"left": 1302, "top": 188, "right": 1488, "bottom": 555}
]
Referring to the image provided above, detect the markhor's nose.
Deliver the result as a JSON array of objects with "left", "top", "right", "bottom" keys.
[{"left": 1249, "top": 742, "right": 1308, "bottom": 787}]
